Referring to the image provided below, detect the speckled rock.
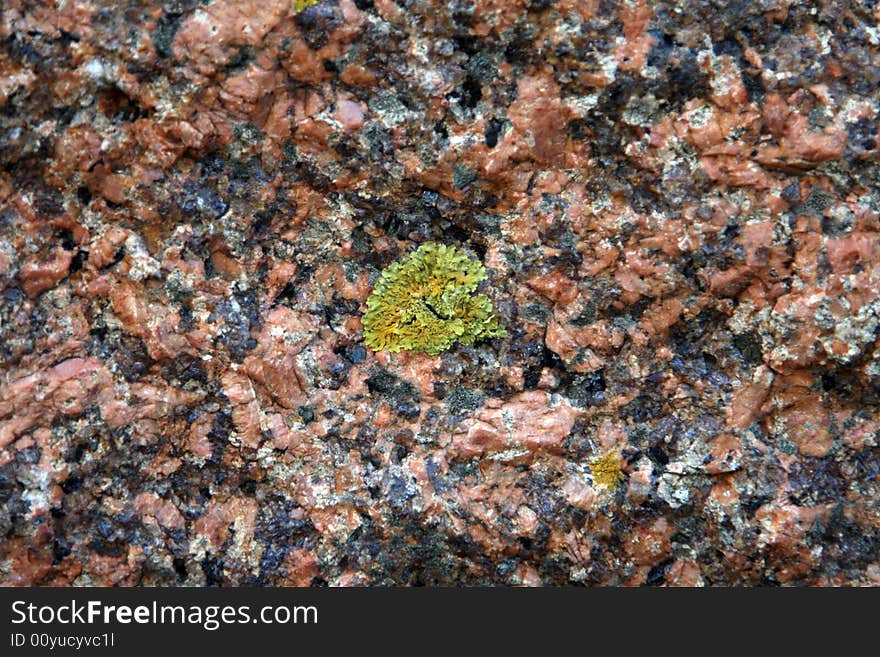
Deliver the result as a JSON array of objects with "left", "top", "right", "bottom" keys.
[{"left": 0, "top": 0, "right": 878, "bottom": 586}]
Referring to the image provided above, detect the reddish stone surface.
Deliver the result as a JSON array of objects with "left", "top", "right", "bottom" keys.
[{"left": 0, "top": 0, "right": 878, "bottom": 587}]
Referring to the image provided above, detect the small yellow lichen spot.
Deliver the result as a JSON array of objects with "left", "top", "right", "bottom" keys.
[
  {"left": 589, "top": 452, "right": 625, "bottom": 489},
  {"left": 362, "top": 242, "right": 507, "bottom": 356},
  {"left": 292, "top": 0, "right": 321, "bottom": 12}
]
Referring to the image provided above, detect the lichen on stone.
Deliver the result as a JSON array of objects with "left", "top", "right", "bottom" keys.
[
  {"left": 589, "top": 452, "right": 625, "bottom": 489},
  {"left": 362, "top": 242, "right": 507, "bottom": 356},
  {"left": 291, "top": 0, "right": 322, "bottom": 11}
]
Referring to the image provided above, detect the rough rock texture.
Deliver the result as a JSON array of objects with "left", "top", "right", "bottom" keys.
[{"left": 1, "top": 0, "right": 878, "bottom": 586}]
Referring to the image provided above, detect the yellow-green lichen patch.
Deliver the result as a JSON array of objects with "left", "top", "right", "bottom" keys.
[
  {"left": 589, "top": 452, "right": 625, "bottom": 489},
  {"left": 292, "top": 0, "right": 322, "bottom": 11},
  {"left": 362, "top": 242, "right": 507, "bottom": 356}
]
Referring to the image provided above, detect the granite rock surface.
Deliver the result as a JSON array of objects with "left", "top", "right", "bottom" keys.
[{"left": 1, "top": 0, "right": 878, "bottom": 586}]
